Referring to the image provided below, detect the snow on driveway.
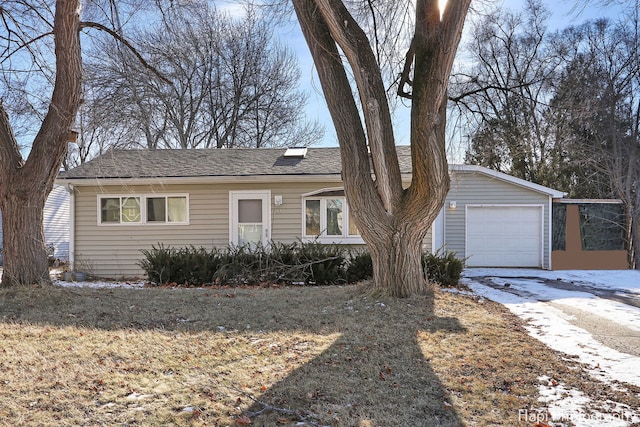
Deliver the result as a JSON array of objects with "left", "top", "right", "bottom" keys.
[{"left": 462, "top": 268, "right": 640, "bottom": 426}]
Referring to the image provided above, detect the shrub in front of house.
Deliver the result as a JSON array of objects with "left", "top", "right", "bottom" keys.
[
  {"left": 344, "top": 250, "right": 464, "bottom": 286},
  {"left": 422, "top": 250, "right": 464, "bottom": 287},
  {"left": 297, "top": 241, "right": 347, "bottom": 286},
  {"left": 138, "top": 244, "right": 183, "bottom": 285},
  {"left": 139, "top": 241, "right": 348, "bottom": 287},
  {"left": 346, "top": 251, "right": 373, "bottom": 283},
  {"left": 138, "top": 243, "right": 463, "bottom": 287},
  {"left": 139, "top": 244, "right": 224, "bottom": 286}
]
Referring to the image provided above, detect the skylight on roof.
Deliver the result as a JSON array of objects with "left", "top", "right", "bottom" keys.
[{"left": 284, "top": 147, "right": 308, "bottom": 158}]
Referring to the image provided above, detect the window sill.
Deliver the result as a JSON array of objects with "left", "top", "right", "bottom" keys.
[{"left": 302, "top": 236, "right": 366, "bottom": 245}]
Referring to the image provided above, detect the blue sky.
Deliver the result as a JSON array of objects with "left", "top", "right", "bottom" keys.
[{"left": 287, "top": 0, "right": 628, "bottom": 150}]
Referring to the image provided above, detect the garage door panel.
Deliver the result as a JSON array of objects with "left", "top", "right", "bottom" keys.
[{"left": 466, "top": 206, "right": 542, "bottom": 267}]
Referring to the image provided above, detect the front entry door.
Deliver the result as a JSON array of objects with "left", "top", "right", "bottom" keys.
[{"left": 230, "top": 191, "right": 271, "bottom": 247}]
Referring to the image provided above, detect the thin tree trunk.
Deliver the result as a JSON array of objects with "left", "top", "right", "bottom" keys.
[{"left": 632, "top": 194, "right": 640, "bottom": 269}]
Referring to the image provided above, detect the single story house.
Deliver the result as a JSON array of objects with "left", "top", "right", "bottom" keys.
[
  {"left": 0, "top": 184, "right": 70, "bottom": 264},
  {"left": 56, "top": 146, "right": 569, "bottom": 278}
]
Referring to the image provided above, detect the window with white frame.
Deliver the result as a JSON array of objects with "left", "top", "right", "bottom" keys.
[
  {"left": 98, "top": 195, "right": 188, "bottom": 225},
  {"left": 147, "top": 196, "right": 188, "bottom": 223},
  {"left": 303, "top": 190, "right": 360, "bottom": 240}
]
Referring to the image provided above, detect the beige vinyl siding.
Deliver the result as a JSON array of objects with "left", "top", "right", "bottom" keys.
[
  {"left": 443, "top": 171, "right": 551, "bottom": 268},
  {"left": 73, "top": 181, "right": 349, "bottom": 277},
  {"left": 71, "top": 170, "right": 552, "bottom": 277}
]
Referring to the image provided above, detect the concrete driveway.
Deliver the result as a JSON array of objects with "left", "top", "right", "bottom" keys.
[
  {"left": 462, "top": 268, "right": 640, "bottom": 386},
  {"left": 466, "top": 271, "right": 640, "bottom": 357},
  {"left": 461, "top": 269, "right": 640, "bottom": 426}
]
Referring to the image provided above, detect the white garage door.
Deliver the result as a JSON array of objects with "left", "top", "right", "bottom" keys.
[{"left": 466, "top": 205, "right": 543, "bottom": 267}]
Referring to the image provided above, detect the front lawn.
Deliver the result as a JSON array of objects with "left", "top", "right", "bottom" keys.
[{"left": 0, "top": 284, "right": 635, "bottom": 426}]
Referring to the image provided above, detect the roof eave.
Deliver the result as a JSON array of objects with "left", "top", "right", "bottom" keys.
[
  {"left": 450, "top": 164, "right": 567, "bottom": 198},
  {"left": 55, "top": 174, "right": 346, "bottom": 186}
]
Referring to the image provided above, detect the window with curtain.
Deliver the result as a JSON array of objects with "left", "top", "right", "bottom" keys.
[
  {"left": 100, "top": 197, "right": 122, "bottom": 223},
  {"left": 100, "top": 197, "right": 141, "bottom": 224},
  {"left": 99, "top": 195, "right": 187, "bottom": 225},
  {"left": 303, "top": 193, "right": 360, "bottom": 239}
]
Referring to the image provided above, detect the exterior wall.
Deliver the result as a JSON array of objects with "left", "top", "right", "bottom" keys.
[
  {"left": 552, "top": 204, "right": 628, "bottom": 270},
  {"left": 444, "top": 171, "right": 552, "bottom": 269},
  {"left": 72, "top": 180, "right": 356, "bottom": 277},
  {"left": 44, "top": 185, "right": 71, "bottom": 260},
  {"left": 71, "top": 171, "right": 554, "bottom": 277},
  {"left": 0, "top": 185, "right": 69, "bottom": 264}
]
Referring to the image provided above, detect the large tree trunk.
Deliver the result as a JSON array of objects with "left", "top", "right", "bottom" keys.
[
  {"left": 366, "top": 219, "right": 432, "bottom": 298},
  {"left": 293, "top": 0, "right": 467, "bottom": 297},
  {"left": 0, "top": 0, "right": 82, "bottom": 287},
  {"left": 0, "top": 190, "right": 50, "bottom": 287},
  {"left": 355, "top": 99, "right": 450, "bottom": 297}
]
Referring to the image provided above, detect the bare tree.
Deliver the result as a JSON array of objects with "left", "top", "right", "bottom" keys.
[
  {"left": 0, "top": 0, "right": 160, "bottom": 285},
  {"left": 292, "top": 0, "right": 470, "bottom": 297},
  {"left": 452, "top": 0, "right": 639, "bottom": 268},
  {"left": 0, "top": 0, "right": 82, "bottom": 286},
  {"left": 77, "top": 3, "right": 323, "bottom": 155},
  {"left": 550, "top": 18, "right": 640, "bottom": 267},
  {"left": 450, "top": 0, "right": 565, "bottom": 187}
]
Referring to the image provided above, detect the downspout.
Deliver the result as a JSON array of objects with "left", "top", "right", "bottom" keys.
[{"left": 65, "top": 183, "right": 75, "bottom": 268}]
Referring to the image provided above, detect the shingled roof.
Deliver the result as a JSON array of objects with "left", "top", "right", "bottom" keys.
[{"left": 59, "top": 146, "right": 414, "bottom": 180}]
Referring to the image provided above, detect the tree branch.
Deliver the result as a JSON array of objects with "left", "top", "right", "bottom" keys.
[
  {"left": 291, "top": 0, "right": 385, "bottom": 220},
  {"left": 313, "top": 0, "right": 403, "bottom": 211},
  {"left": 397, "top": 37, "right": 415, "bottom": 99},
  {"left": 0, "top": 102, "right": 25, "bottom": 189},
  {"left": 0, "top": 31, "right": 52, "bottom": 64},
  {"left": 448, "top": 81, "right": 541, "bottom": 103},
  {"left": 80, "top": 21, "right": 172, "bottom": 84},
  {"left": 365, "top": 0, "right": 382, "bottom": 63}
]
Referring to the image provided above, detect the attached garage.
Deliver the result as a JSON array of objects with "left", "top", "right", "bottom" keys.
[
  {"left": 434, "top": 166, "right": 566, "bottom": 270},
  {"left": 465, "top": 205, "right": 543, "bottom": 267},
  {"left": 466, "top": 205, "right": 544, "bottom": 267}
]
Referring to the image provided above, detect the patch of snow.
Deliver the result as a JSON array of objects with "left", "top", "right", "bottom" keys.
[
  {"left": 481, "top": 276, "right": 640, "bottom": 331},
  {"left": 529, "top": 376, "right": 640, "bottom": 427},
  {"left": 462, "top": 269, "right": 640, "bottom": 426},
  {"left": 465, "top": 279, "right": 640, "bottom": 388},
  {"left": 463, "top": 268, "right": 640, "bottom": 294},
  {"left": 54, "top": 278, "right": 146, "bottom": 289},
  {"left": 126, "top": 392, "right": 154, "bottom": 401}
]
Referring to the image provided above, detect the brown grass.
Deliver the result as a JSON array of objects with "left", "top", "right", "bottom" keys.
[{"left": 0, "top": 284, "right": 637, "bottom": 426}]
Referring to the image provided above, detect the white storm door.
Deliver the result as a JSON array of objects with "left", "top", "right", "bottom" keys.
[{"left": 230, "top": 191, "right": 271, "bottom": 246}]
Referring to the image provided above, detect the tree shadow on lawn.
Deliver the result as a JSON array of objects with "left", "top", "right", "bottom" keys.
[
  {"left": 0, "top": 284, "right": 466, "bottom": 426},
  {"left": 242, "top": 289, "right": 466, "bottom": 426}
]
